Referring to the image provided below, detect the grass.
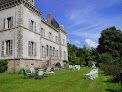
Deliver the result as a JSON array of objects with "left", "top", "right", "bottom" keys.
[{"left": 0, "top": 67, "right": 121, "bottom": 92}]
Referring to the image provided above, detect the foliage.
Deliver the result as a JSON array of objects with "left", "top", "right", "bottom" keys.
[
  {"left": 88, "top": 61, "right": 93, "bottom": 67},
  {"left": 97, "top": 26, "right": 122, "bottom": 64},
  {"left": 99, "top": 63, "right": 122, "bottom": 82},
  {"left": 97, "top": 26, "right": 122, "bottom": 81},
  {"left": 63, "top": 60, "right": 68, "bottom": 64},
  {"left": 68, "top": 43, "right": 93, "bottom": 66},
  {"left": 15, "top": 69, "right": 23, "bottom": 74},
  {"left": 55, "top": 62, "right": 61, "bottom": 68},
  {"left": 16, "top": 69, "right": 31, "bottom": 74},
  {"left": 35, "top": 67, "right": 41, "bottom": 70},
  {"left": 0, "top": 60, "right": 8, "bottom": 73}
]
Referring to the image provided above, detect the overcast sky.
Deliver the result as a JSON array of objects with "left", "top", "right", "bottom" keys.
[{"left": 35, "top": 0, "right": 122, "bottom": 48}]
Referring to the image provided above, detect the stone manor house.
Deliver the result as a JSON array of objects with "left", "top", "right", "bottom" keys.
[{"left": 0, "top": 0, "right": 68, "bottom": 72}]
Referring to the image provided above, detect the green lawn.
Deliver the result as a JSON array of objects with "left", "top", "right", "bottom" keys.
[{"left": 0, "top": 67, "right": 121, "bottom": 92}]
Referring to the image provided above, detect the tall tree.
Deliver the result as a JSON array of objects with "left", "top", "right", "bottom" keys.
[{"left": 97, "top": 26, "right": 122, "bottom": 64}]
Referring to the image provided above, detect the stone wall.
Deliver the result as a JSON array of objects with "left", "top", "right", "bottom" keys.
[{"left": 7, "top": 59, "right": 65, "bottom": 73}]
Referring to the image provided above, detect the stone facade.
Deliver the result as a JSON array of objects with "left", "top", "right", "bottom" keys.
[{"left": 0, "top": 0, "right": 68, "bottom": 73}]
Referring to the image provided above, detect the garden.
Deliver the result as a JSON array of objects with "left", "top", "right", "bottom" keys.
[{"left": 0, "top": 67, "right": 121, "bottom": 92}]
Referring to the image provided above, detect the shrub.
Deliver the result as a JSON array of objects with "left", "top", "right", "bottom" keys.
[
  {"left": 0, "top": 60, "right": 8, "bottom": 73},
  {"left": 15, "top": 68, "right": 24, "bottom": 74},
  {"left": 55, "top": 62, "right": 61, "bottom": 68},
  {"left": 63, "top": 60, "right": 68, "bottom": 64},
  {"left": 88, "top": 61, "right": 93, "bottom": 67},
  {"left": 100, "top": 63, "right": 122, "bottom": 82},
  {"left": 35, "top": 67, "right": 41, "bottom": 70},
  {"left": 26, "top": 69, "right": 31, "bottom": 73}
]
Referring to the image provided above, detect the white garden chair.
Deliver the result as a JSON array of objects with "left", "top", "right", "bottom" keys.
[
  {"left": 30, "top": 67, "right": 36, "bottom": 74},
  {"left": 23, "top": 69, "right": 32, "bottom": 78},
  {"left": 44, "top": 67, "right": 51, "bottom": 76},
  {"left": 36, "top": 69, "right": 44, "bottom": 79},
  {"left": 69, "top": 65, "right": 73, "bottom": 69},
  {"left": 85, "top": 69, "right": 98, "bottom": 80}
]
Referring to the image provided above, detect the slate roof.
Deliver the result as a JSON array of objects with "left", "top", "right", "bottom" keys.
[
  {"left": 0, "top": 0, "right": 13, "bottom": 5},
  {"left": 51, "top": 19, "right": 60, "bottom": 28}
]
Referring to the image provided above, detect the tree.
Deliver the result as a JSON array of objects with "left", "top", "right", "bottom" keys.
[{"left": 97, "top": 26, "right": 122, "bottom": 64}]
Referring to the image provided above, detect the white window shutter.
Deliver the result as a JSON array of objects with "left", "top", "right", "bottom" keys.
[
  {"left": 35, "top": 22, "right": 36, "bottom": 32},
  {"left": 35, "top": 43, "right": 37, "bottom": 56},
  {"left": 7, "top": 41, "right": 9, "bottom": 56},
  {"left": 43, "top": 47, "right": 45, "bottom": 57},
  {"left": 3, "top": 19, "right": 5, "bottom": 29},
  {"left": 28, "top": 41, "right": 31, "bottom": 56},
  {"left": 10, "top": 40, "right": 13, "bottom": 55},
  {"left": 52, "top": 34, "right": 53, "bottom": 41},
  {"left": 43, "top": 30, "right": 45, "bottom": 37},
  {"left": 44, "top": 47, "right": 46, "bottom": 57},
  {"left": 57, "top": 50, "right": 58, "bottom": 57},
  {"left": 10, "top": 17, "right": 13, "bottom": 28},
  {"left": 1, "top": 41, "right": 4, "bottom": 56},
  {"left": 29, "top": 19, "right": 31, "bottom": 30},
  {"left": 48, "top": 32, "right": 50, "bottom": 39}
]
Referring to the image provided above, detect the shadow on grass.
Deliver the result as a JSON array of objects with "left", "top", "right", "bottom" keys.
[
  {"left": 83, "top": 78, "right": 86, "bottom": 80},
  {"left": 104, "top": 78, "right": 120, "bottom": 83},
  {"left": 105, "top": 88, "right": 122, "bottom": 92}
]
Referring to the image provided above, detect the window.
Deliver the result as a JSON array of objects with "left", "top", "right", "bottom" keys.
[
  {"left": 1, "top": 40, "right": 13, "bottom": 56},
  {"left": 63, "top": 39, "right": 65, "bottom": 45},
  {"left": 49, "top": 46, "right": 52, "bottom": 56},
  {"left": 1, "top": 41, "right": 4, "bottom": 56},
  {"left": 48, "top": 32, "right": 53, "bottom": 41},
  {"left": 3, "top": 17, "right": 13, "bottom": 29},
  {"left": 55, "top": 36, "right": 58, "bottom": 43},
  {"left": 42, "top": 46, "right": 46, "bottom": 58},
  {"left": 64, "top": 51, "right": 66, "bottom": 60},
  {"left": 29, "top": 19, "right": 36, "bottom": 32},
  {"left": 42, "top": 46, "right": 44, "bottom": 57},
  {"left": 28, "top": 41, "right": 37, "bottom": 56},
  {"left": 40, "top": 28, "right": 45, "bottom": 37},
  {"left": 30, "top": 20, "right": 34, "bottom": 31},
  {"left": 56, "top": 50, "right": 59, "bottom": 57},
  {"left": 46, "top": 45, "right": 48, "bottom": 57},
  {"left": 34, "top": 22, "right": 36, "bottom": 32},
  {"left": 53, "top": 47, "right": 55, "bottom": 56}
]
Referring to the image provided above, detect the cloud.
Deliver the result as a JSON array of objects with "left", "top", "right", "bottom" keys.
[
  {"left": 85, "top": 39, "right": 98, "bottom": 48},
  {"left": 75, "top": 40, "right": 80, "bottom": 44}
]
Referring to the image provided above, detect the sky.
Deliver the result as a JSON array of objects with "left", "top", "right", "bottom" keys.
[{"left": 35, "top": 0, "right": 122, "bottom": 48}]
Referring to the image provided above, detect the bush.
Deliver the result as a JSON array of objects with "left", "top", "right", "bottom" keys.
[
  {"left": 88, "top": 61, "right": 93, "bottom": 67},
  {"left": 34, "top": 67, "right": 41, "bottom": 70},
  {"left": 15, "top": 68, "right": 24, "bottom": 74},
  {"left": 63, "top": 60, "right": 68, "bottom": 64},
  {"left": 55, "top": 62, "right": 61, "bottom": 68},
  {"left": 100, "top": 63, "right": 122, "bottom": 82},
  {"left": 0, "top": 60, "right": 8, "bottom": 73}
]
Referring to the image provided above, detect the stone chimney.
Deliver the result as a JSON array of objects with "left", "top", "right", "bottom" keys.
[{"left": 47, "top": 14, "right": 51, "bottom": 24}]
